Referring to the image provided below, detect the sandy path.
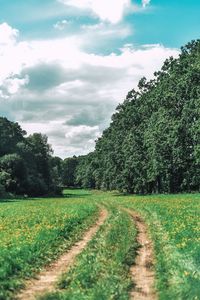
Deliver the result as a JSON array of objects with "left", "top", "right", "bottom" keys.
[
  {"left": 17, "top": 209, "right": 108, "bottom": 300},
  {"left": 125, "top": 209, "right": 157, "bottom": 300}
]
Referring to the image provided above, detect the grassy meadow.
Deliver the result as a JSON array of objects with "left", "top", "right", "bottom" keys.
[
  {"left": 113, "top": 193, "right": 200, "bottom": 300},
  {"left": 0, "top": 192, "right": 98, "bottom": 299},
  {"left": 0, "top": 189, "right": 199, "bottom": 299}
]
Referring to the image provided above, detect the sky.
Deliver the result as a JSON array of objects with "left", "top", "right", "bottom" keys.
[{"left": 0, "top": 0, "right": 199, "bottom": 158}]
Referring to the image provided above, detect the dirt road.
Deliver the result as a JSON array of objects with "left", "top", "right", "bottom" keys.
[{"left": 17, "top": 209, "right": 108, "bottom": 300}]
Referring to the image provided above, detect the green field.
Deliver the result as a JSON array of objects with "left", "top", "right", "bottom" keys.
[
  {"left": 0, "top": 192, "right": 98, "bottom": 299},
  {"left": 0, "top": 190, "right": 199, "bottom": 300}
]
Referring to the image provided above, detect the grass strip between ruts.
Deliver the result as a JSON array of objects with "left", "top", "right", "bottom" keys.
[{"left": 40, "top": 206, "right": 138, "bottom": 300}]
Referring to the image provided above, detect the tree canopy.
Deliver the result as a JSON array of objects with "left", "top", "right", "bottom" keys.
[
  {"left": 75, "top": 40, "right": 200, "bottom": 194},
  {"left": 0, "top": 118, "right": 62, "bottom": 197}
]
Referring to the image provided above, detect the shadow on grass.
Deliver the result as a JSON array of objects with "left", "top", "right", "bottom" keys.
[
  {"left": 62, "top": 187, "right": 92, "bottom": 199},
  {"left": 111, "top": 192, "right": 135, "bottom": 197},
  {"left": 0, "top": 199, "right": 21, "bottom": 203},
  {"left": 0, "top": 193, "right": 91, "bottom": 204},
  {"left": 112, "top": 192, "right": 160, "bottom": 197}
]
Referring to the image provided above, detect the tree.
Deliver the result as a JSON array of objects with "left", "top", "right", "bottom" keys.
[
  {"left": 62, "top": 156, "right": 78, "bottom": 187},
  {"left": 0, "top": 117, "right": 26, "bottom": 156},
  {"left": 75, "top": 39, "right": 200, "bottom": 194},
  {"left": 0, "top": 118, "right": 61, "bottom": 197},
  {"left": 26, "top": 133, "right": 53, "bottom": 195},
  {"left": 50, "top": 156, "right": 64, "bottom": 187},
  {"left": 0, "top": 153, "right": 27, "bottom": 194}
]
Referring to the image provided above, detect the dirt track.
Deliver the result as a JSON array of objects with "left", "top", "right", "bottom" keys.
[
  {"left": 17, "top": 209, "right": 108, "bottom": 300},
  {"left": 124, "top": 209, "right": 157, "bottom": 300},
  {"left": 128, "top": 210, "right": 157, "bottom": 300}
]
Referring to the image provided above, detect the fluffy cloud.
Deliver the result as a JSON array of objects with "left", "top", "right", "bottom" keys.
[
  {"left": 0, "top": 22, "right": 179, "bottom": 158},
  {"left": 80, "top": 22, "right": 132, "bottom": 52},
  {"left": 142, "top": 0, "right": 151, "bottom": 8},
  {"left": 0, "top": 23, "right": 30, "bottom": 97},
  {"left": 58, "top": 0, "right": 151, "bottom": 23},
  {"left": 59, "top": 0, "right": 131, "bottom": 23},
  {"left": 54, "top": 19, "right": 72, "bottom": 30},
  {"left": 19, "top": 121, "right": 100, "bottom": 157},
  {"left": 0, "top": 22, "right": 19, "bottom": 45},
  {"left": 0, "top": 76, "right": 29, "bottom": 98},
  {"left": 0, "top": 24, "right": 26, "bottom": 83}
]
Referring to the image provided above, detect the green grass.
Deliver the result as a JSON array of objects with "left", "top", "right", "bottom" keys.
[
  {"left": 0, "top": 189, "right": 200, "bottom": 300},
  {"left": 50, "top": 190, "right": 200, "bottom": 300},
  {"left": 0, "top": 193, "right": 98, "bottom": 299},
  {"left": 40, "top": 206, "right": 137, "bottom": 300},
  {"left": 104, "top": 192, "right": 200, "bottom": 300}
]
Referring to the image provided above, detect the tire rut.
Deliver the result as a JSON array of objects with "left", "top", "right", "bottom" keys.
[
  {"left": 17, "top": 209, "right": 108, "bottom": 300},
  {"left": 125, "top": 209, "right": 157, "bottom": 300}
]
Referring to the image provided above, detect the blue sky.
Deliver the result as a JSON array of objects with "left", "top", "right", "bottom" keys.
[
  {"left": 0, "top": 0, "right": 199, "bottom": 157},
  {"left": 0, "top": 0, "right": 199, "bottom": 47}
]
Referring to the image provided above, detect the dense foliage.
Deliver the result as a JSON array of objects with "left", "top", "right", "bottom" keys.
[
  {"left": 1, "top": 40, "right": 199, "bottom": 195},
  {"left": 0, "top": 118, "right": 62, "bottom": 197},
  {"left": 62, "top": 156, "right": 79, "bottom": 187},
  {"left": 76, "top": 40, "right": 200, "bottom": 194}
]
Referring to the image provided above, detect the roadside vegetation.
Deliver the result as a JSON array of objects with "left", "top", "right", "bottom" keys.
[
  {"left": 111, "top": 192, "right": 200, "bottom": 300},
  {"left": 0, "top": 194, "right": 98, "bottom": 299}
]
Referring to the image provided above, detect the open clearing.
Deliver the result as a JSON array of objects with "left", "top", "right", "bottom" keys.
[{"left": 0, "top": 189, "right": 199, "bottom": 299}]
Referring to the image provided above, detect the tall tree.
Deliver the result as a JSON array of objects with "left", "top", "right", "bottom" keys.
[
  {"left": 75, "top": 40, "right": 200, "bottom": 194},
  {"left": 0, "top": 118, "right": 61, "bottom": 197},
  {"left": 0, "top": 117, "right": 26, "bottom": 156},
  {"left": 62, "top": 156, "right": 78, "bottom": 187}
]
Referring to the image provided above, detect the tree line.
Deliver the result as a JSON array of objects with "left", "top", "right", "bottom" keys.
[
  {"left": 75, "top": 40, "right": 200, "bottom": 194},
  {"left": 1, "top": 40, "right": 199, "bottom": 197}
]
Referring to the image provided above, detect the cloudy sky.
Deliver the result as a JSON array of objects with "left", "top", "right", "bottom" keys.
[{"left": 0, "top": 0, "right": 199, "bottom": 158}]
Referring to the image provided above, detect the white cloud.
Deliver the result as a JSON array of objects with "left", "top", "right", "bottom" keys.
[
  {"left": 58, "top": 0, "right": 151, "bottom": 23},
  {"left": 0, "top": 23, "right": 30, "bottom": 96},
  {"left": 59, "top": 0, "right": 131, "bottom": 23},
  {"left": 0, "top": 22, "right": 179, "bottom": 158},
  {"left": 54, "top": 19, "right": 71, "bottom": 30},
  {"left": 142, "top": 0, "right": 151, "bottom": 8},
  {"left": 80, "top": 21, "right": 132, "bottom": 52},
  {"left": 0, "top": 23, "right": 19, "bottom": 46},
  {"left": 20, "top": 121, "right": 101, "bottom": 157},
  {"left": 65, "top": 125, "right": 100, "bottom": 143},
  {"left": 81, "top": 21, "right": 131, "bottom": 37},
  {"left": 0, "top": 76, "right": 29, "bottom": 98}
]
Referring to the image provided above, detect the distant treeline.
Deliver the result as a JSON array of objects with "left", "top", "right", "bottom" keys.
[
  {"left": 0, "top": 115, "right": 83, "bottom": 198},
  {"left": 0, "top": 118, "right": 63, "bottom": 197},
  {"left": 0, "top": 116, "right": 84, "bottom": 198},
  {"left": 74, "top": 40, "right": 200, "bottom": 194}
]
